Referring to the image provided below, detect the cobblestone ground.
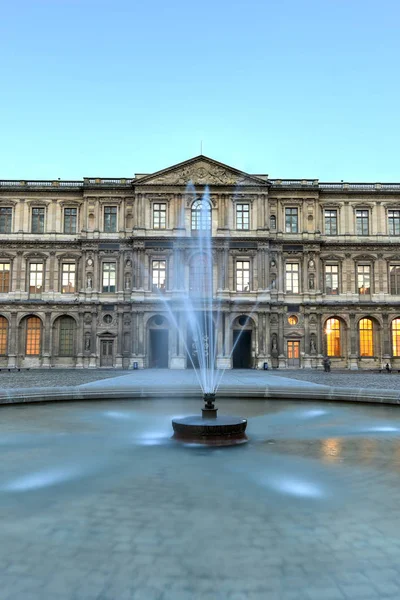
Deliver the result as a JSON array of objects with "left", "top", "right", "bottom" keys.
[
  {"left": 1, "top": 367, "right": 400, "bottom": 391},
  {"left": 0, "top": 369, "right": 127, "bottom": 389},
  {"left": 267, "top": 369, "right": 400, "bottom": 391},
  {"left": 1, "top": 398, "right": 400, "bottom": 599}
]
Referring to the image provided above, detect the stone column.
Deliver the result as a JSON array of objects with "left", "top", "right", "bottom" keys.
[
  {"left": 349, "top": 312, "right": 358, "bottom": 369},
  {"left": 76, "top": 312, "right": 84, "bottom": 368},
  {"left": 303, "top": 313, "right": 311, "bottom": 369},
  {"left": 316, "top": 313, "right": 323, "bottom": 369},
  {"left": 7, "top": 313, "right": 17, "bottom": 368},
  {"left": 42, "top": 312, "right": 51, "bottom": 368},
  {"left": 278, "top": 312, "right": 286, "bottom": 368},
  {"left": 382, "top": 313, "right": 391, "bottom": 364},
  {"left": 115, "top": 310, "right": 123, "bottom": 368}
]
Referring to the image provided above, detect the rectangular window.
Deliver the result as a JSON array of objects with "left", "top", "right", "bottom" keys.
[
  {"left": 357, "top": 265, "right": 371, "bottom": 294},
  {"left": 153, "top": 203, "right": 166, "bottom": 229},
  {"left": 388, "top": 210, "right": 400, "bottom": 236},
  {"left": 0, "top": 263, "right": 10, "bottom": 293},
  {"left": 236, "top": 260, "right": 250, "bottom": 292},
  {"left": 61, "top": 263, "right": 76, "bottom": 293},
  {"left": 356, "top": 210, "right": 369, "bottom": 236},
  {"left": 0, "top": 207, "right": 12, "bottom": 233},
  {"left": 152, "top": 260, "right": 166, "bottom": 291},
  {"left": 325, "top": 265, "right": 339, "bottom": 295},
  {"left": 29, "top": 263, "right": 43, "bottom": 297},
  {"left": 285, "top": 208, "right": 298, "bottom": 233},
  {"left": 390, "top": 265, "right": 400, "bottom": 295},
  {"left": 102, "top": 263, "right": 116, "bottom": 292},
  {"left": 59, "top": 318, "right": 74, "bottom": 356},
  {"left": 236, "top": 204, "right": 249, "bottom": 230},
  {"left": 64, "top": 208, "right": 77, "bottom": 234},
  {"left": 285, "top": 263, "right": 299, "bottom": 294},
  {"left": 32, "top": 208, "right": 45, "bottom": 233},
  {"left": 324, "top": 210, "right": 337, "bottom": 235},
  {"left": 104, "top": 207, "right": 117, "bottom": 232}
]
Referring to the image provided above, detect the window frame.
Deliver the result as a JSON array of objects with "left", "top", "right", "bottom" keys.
[
  {"left": 31, "top": 207, "right": 45, "bottom": 234},
  {"left": 324, "top": 209, "right": 338, "bottom": 236},
  {"left": 0, "top": 262, "right": 11, "bottom": 293},
  {"left": 359, "top": 317, "right": 374, "bottom": 357},
  {"left": 235, "top": 259, "right": 251, "bottom": 292},
  {"left": 355, "top": 209, "right": 369, "bottom": 236},
  {"left": 58, "top": 316, "right": 75, "bottom": 357},
  {"left": 152, "top": 259, "right": 167, "bottom": 291},
  {"left": 191, "top": 200, "right": 212, "bottom": 231},
  {"left": 102, "top": 262, "right": 116, "bottom": 293},
  {"left": 0, "top": 207, "right": 12, "bottom": 233},
  {"left": 285, "top": 262, "right": 300, "bottom": 294},
  {"left": 64, "top": 207, "right": 78, "bottom": 234},
  {"left": 61, "top": 262, "right": 76, "bottom": 294},
  {"left": 388, "top": 210, "right": 400, "bottom": 236},
  {"left": 285, "top": 207, "right": 299, "bottom": 234},
  {"left": 357, "top": 264, "right": 371, "bottom": 295},
  {"left": 392, "top": 318, "right": 400, "bottom": 357},
  {"left": 324, "top": 264, "right": 339, "bottom": 295},
  {"left": 325, "top": 317, "right": 341, "bottom": 357},
  {"left": 236, "top": 204, "right": 250, "bottom": 231},
  {"left": 28, "top": 262, "right": 44, "bottom": 297},
  {"left": 153, "top": 203, "right": 167, "bottom": 230},
  {"left": 25, "top": 316, "right": 42, "bottom": 356},
  {"left": 0, "top": 315, "right": 8, "bottom": 355},
  {"left": 104, "top": 206, "right": 118, "bottom": 233}
]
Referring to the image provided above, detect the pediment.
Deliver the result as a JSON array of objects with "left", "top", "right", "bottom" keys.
[{"left": 134, "top": 155, "right": 269, "bottom": 187}]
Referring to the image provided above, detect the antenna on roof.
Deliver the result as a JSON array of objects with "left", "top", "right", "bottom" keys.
[{"left": 200, "top": 140, "right": 203, "bottom": 155}]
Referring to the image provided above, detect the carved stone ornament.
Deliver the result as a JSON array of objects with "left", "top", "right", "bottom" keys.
[
  {"left": 136, "top": 159, "right": 264, "bottom": 186},
  {"left": 84, "top": 313, "right": 92, "bottom": 325}
]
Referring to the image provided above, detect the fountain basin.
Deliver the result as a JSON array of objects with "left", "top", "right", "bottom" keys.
[{"left": 171, "top": 414, "right": 248, "bottom": 446}]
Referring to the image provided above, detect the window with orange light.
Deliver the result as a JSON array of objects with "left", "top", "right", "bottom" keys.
[
  {"left": 26, "top": 316, "right": 41, "bottom": 356},
  {"left": 392, "top": 318, "right": 400, "bottom": 356},
  {"left": 359, "top": 318, "right": 373, "bottom": 357},
  {"left": 325, "top": 318, "right": 341, "bottom": 357},
  {"left": 0, "top": 316, "right": 8, "bottom": 355}
]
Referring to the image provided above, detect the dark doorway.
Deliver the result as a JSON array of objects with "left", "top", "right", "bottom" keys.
[
  {"left": 100, "top": 339, "right": 114, "bottom": 367},
  {"left": 149, "top": 329, "right": 169, "bottom": 368},
  {"left": 232, "top": 330, "right": 252, "bottom": 368}
]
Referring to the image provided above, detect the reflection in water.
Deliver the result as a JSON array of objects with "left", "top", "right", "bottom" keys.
[
  {"left": 2, "top": 467, "right": 80, "bottom": 492},
  {"left": 321, "top": 438, "right": 342, "bottom": 463},
  {"left": 267, "top": 476, "right": 325, "bottom": 498}
]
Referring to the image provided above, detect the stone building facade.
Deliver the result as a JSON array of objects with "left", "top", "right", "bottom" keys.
[{"left": 1, "top": 155, "right": 400, "bottom": 370}]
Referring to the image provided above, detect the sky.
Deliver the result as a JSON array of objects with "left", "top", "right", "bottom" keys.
[{"left": 0, "top": 0, "right": 399, "bottom": 182}]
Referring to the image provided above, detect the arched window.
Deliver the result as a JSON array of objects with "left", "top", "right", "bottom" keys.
[
  {"left": 392, "top": 318, "right": 400, "bottom": 356},
  {"left": 26, "top": 316, "right": 41, "bottom": 356},
  {"left": 359, "top": 318, "right": 373, "bottom": 357},
  {"left": 325, "top": 318, "right": 341, "bottom": 357},
  {"left": 189, "top": 254, "right": 212, "bottom": 296},
  {"left": 191, "top": 200, "right": 211, "bottom": 231},
  {"left": 59, "top": 316, "right": 75, "bottom": 356},
  {"left": 0, "top": 316, "right": 8, "bottom": 355}
]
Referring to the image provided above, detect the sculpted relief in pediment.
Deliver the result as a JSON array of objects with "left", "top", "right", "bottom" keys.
[{"left": 141, "top": 161, "right": 258, "bottom": 186}]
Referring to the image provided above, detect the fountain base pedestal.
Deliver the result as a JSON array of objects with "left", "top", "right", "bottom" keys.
[{"left": 171, "top": 414, "right": 248, "bottom": 446}]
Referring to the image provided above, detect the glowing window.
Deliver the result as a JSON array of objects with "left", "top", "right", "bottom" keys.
[
  {"left": 0, "top": 316, "right": 8, "bottom": 355},
  {"left": 61, "top": 263, "right": 76, "bottom": 293},
  {"left": 26, "top": 316, "right": 41, "bottom": 356},
  {"left": 236, "top": 261, "right": 250, "bottom": 292},
  {"left": 392, "top": 318, "right": 400, "bottom": 357},
  {"left": 152, "top": 260, "right": 166, "bottom": 291},
  {"left": 359, "top": 318, "right": 373, "bottom": 357},
  {"left": 325, "top": 318, "right": 341, "bottom": 357}
]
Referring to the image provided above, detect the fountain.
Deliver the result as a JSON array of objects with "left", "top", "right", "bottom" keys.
[{"left": 150, "top": 182, "right": 250, "bottom": 445}]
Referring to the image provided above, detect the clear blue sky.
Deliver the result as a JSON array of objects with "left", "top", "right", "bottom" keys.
[{"left": 1, "top": 0, "right": 399, "bottom": 181}]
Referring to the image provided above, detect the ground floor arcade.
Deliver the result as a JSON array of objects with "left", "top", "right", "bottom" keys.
[{"left": 0, "top": 303, "right": 399, "bottom": 370}]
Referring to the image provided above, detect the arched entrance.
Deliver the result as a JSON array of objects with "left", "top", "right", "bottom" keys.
[
  {"left": 232, "top": 315, "right": 253, "bottom": 369},
  {"left": 148, "top": 315, "right": 169, "bottom": 368}
]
